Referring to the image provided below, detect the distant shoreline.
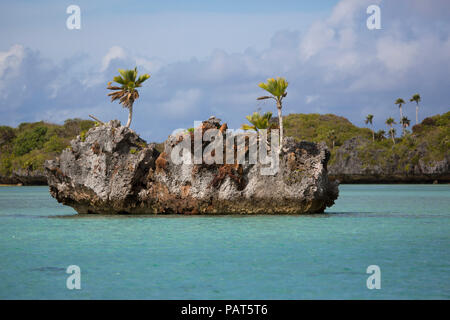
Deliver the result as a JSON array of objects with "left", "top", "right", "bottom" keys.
[{"left": 329, "top": 175, "right": 449, "bottom": 184}]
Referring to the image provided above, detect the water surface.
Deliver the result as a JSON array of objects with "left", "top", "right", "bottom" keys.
[{"left": 0, "top": 185, "right": 449, "bottom": 299}]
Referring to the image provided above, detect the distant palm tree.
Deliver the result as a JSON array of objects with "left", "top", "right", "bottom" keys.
[
  {"left": 400, "top": 116, "right": 411, "bottom": 135},
  {"left": 410, "top": 93, "right": 421, "bottom": 124},
  {"left": 385, "top": 117, "right": 397, "bottom": 144},
  {"left": 327, "top": 130, "right": 337, "bottom": 148},
  {"left": 257, "top": 77, "right": 288, "bottom": 151},
  {"left": 365, "top": 114, "right": 375, "bottom": 141},
  {"left": 389, "top": 127, "right": 396, "bottom": 143},
  {"left": 375, "top": 130, "right": 386, "bottom": 141},
  {"left": 395, "top": 98, "right": 405, "bottom": 120},
  {"left": 107, "top": 67, "right": 150, "bottom": 128}
]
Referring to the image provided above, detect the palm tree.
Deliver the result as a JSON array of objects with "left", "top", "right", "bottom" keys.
[
  {"left": 241, "top": 111, "right": 273, "bottom": 132},
  {"left": 327, "top": 130, "right": 337, "bottom": 148},
  {"left": 388, "top": 127, "right": 396, "bottom": 143},
  {"left": 395, "top": 98, "right": 405, "bottom": 120},
  {"left": 410, "top": 93, "right": 421, "bottom": 124},
  {"left": 107, "top": 67, "right": 150, "bottom": 128},
  {"left": 257, "top": 77, "right": 288, "bottom": 151},
  {"left": 241, "top": 111, "right": 274, "bottom": 151},
  {"left": 375, "top": 130, "right": 386, "bottom": 141},
  {"left": 365, "top": 114, "right": 375, "bottom": 141},
  {"left": 385, "top": 117, "right": 397, "bottom": 144},
  {"left": 400, "top": 116, "right": 411, "bottom": 135}
]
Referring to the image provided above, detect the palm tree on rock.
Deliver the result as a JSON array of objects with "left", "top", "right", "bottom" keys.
[
  {"left": 257, "top": 77, "right": 288, "bottom": 151},
  {"left": 107, "top": 67, "right": 150, "bottom": 128},
  {"left": 327, "top": 130, "right": 337, "bottom": 149},
  {"left": 410, "top": 93, "right": 421, "bottom": 125},
  {"left": 385, "top": 117, "right": 397, "bottom": 144},
  {"left": 365, "top": 114, "right": 375, "bottom": 141},
  {"left": 241, "top": 111, "right": 273, "bottom": 132},
  {"left": 375, "top": 130, "right": 386, "bottom": 141},
  {"left": 395, "top": 98, "right": 405, "bottom": 121},
  {"left": 400, "top": 116, "right": 411, "bottom": 135},
  {"left": 389, "top": 127, "right": 396, "bottom": 143}
]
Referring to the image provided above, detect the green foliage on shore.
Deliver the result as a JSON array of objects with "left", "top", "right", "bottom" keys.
[
  {"left": 357, "top": 112, "right": 449, "bottom": 167},
  {"left": 283, "top": 113, "right": 372, "bottom": 148},
  {"left": 282, "top": 112, "right": 449, "bottom": 169},
  {"left": 411, "top": 112, "right": 450, "bottom": 161},
  {"left": 0, "top": 119, "right": 95, "bottom": 175}
]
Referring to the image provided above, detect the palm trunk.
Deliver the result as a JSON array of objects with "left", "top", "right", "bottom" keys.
[
  {"left": 277, "top": 101, "right": 283, "bottom": 152},
  {"left": 416, "top": 104, "right": 419, "bottom": 124},
  {"left": 399, "top": 106, "right": 403, "bottom": 120},
  {"left": 126, "top": 105, "right": 133, "bottom": 128},
  {"left": 390, "top": 126, "right": 395, "bottom": 144}
]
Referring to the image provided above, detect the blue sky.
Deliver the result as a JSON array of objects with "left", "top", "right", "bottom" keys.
[{"left": 1, "top": 0, "right": 449, "bottom": 141}]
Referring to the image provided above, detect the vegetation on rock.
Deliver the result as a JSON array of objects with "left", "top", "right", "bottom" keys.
[
  {"left": 257, "top": 77, "right": 288, "bottom": 150},
  {"left": 365, "top": 114, "right": 375, "bottom": 141},
  {"left": 283, "top": 113, "right": 372, "bottom": 148},
  {"left": 241, "top": 111, "right": 274, "bottom": 131},
  {"left": 410, "top": 93, "right": 421, "bottom": 125},
  {"left": 107, "top": 67, "right": 150, "bottom": 128},
  {"left": 385, "top": 117, "right": 397, "bottom": 144},
  {"left": 282, "top": 112, "right": 449, "bottom": 178}
]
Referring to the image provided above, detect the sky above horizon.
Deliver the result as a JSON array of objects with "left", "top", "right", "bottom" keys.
[{"left": 1, "top": 0, "right": 449, "bottom": 141}]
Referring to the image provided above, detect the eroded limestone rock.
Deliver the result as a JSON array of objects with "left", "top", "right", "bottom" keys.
[{"left": 45, "top": 119, "right": 338, "bottom": 214}]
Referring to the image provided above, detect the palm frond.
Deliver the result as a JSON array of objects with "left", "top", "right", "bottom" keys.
[
  {"left": 107, "top": 67, "right": 151, "bottom": 121},
  {"left": 258, "top": 77, "right": 288, "bottom": 99},
  {"left": 395, "top": 98, "right": 405, "bottom": 105}
]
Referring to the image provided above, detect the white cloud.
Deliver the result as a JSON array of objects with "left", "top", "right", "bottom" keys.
[
  {"left": 101, "top": 46, "right": 126, "bottom": 72},
  {"left": 0, "top": 44, "right": 24, "bottom": 77},
  {"left": 306, "top": 95, "right": 319, "bottom": 104},
  {"left": 299, "top": 21, "right": 335, "bottom": 61},
  {"left": 135, "top": 56, "right": 164, "bottom": 74},
  {"left": 376, "top": 37, "right": 419, "bottom": 73},
  {"left": 159, "top": 89, "right": 202, "bottom": 117},
  {"left": 0, "top": 45, "right": 25, "bottom": 97},
  {"left": 328, "top": 0, "right": 374, "bottom": 26}
]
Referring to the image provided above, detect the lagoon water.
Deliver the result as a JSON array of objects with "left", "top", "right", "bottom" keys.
[{"left": 0, "top": 185, "right": 449, "bottom": 299}]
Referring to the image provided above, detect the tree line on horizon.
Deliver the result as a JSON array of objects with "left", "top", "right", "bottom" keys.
[{"left": 365, "top": 94, "right": 422, "bottom": 145}]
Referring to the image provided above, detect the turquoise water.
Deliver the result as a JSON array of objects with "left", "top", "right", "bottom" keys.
[{"left": 0, "top": 185, "right": 449, "bottom": 299}]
